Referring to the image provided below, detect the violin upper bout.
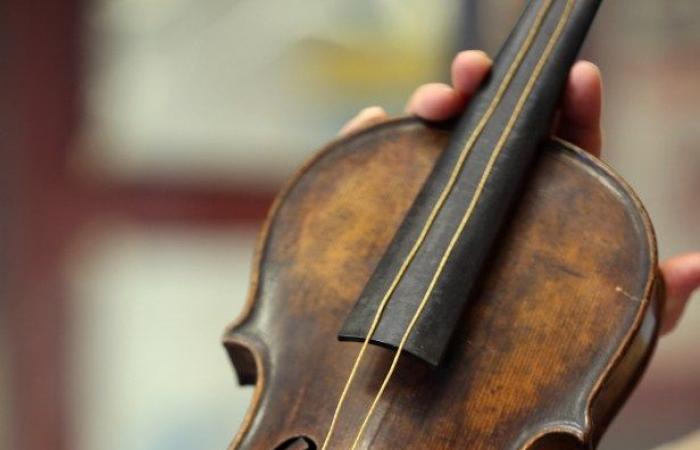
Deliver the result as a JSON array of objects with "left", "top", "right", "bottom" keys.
[
  {"left": 513, "top": 137, "right": 662, "bottom": 449},
  {"left": 223, "top": 120, "right": 660, "bottom": 449}
]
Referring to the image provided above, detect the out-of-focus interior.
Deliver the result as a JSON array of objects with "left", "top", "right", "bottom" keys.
[{"left": 1, "top": 1, "right": 698, "bottom": 449}]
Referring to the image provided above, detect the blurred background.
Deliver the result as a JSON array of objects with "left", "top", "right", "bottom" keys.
[{"left": 1, "top": 1, "right": 698, "bottom": 449}]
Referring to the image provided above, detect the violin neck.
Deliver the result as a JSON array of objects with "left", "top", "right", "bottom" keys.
[
  {"left": 450, "top": 0, "right": 603, "bottom": 147},
  {"left": 339, "top": 0, "right": 604, "bottom": 365}
]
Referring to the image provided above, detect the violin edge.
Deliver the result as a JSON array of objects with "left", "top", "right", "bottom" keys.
[
  {"left": 547, "top": 137, "right": 662, "bottom": 448},
  {"left": 221, "top": 117, "right": 446, "bottom": 450},
  {"left": 222, "top": 117, "right": 661, "bottom": 450},
  {"left": 516, "top": 136, "right": 661, "bottom": 449}
]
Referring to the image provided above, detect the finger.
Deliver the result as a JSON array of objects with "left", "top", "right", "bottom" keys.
[
  {"left": 451, "top": 50, "right": 493, "bottom": 96},
  {"left": 338, "top": 106, "right": 388, "bottom": 137},
  {"left": 555, "top": 60, "right": 603, "bottom": 157},
  {"left": 404, "top": 83, "right": 466, "bottom": 121},
  {"left": 406, "top": 50, "right": 492, "bottom": 121},
  {"left": 659, "top": 252, "right": 700, "bottom": 335}
]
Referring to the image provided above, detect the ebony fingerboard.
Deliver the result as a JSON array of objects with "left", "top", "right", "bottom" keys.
[{"left": 339, "top": 0, "right": 603, "bottom": 366}]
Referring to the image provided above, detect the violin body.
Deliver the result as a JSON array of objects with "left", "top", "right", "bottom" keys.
[{"left": 224, "top": 118, "right": 662, "bottom": 449}]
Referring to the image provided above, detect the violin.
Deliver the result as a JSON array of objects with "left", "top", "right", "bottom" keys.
[{"left": 224, "top": 1, "right": 663, "bottom": 448}]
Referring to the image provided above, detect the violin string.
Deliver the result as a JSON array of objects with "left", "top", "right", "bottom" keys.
[
  {"left": 349, "top": 1, "right": 575, "bottom": 448},
  {"left": 319, "top": 2, "right": 554, "bottom": 449}
]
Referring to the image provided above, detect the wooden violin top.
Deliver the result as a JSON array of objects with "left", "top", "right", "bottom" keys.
[{"left": 224, "top": 1, "right": 661, "bottom": 448}]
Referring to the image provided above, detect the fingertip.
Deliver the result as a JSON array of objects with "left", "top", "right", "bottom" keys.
[
  {"left": 452, "top": 49, "right": 492, "bottom": 69},
  {"left": 659, "top": 252, "right": 700, "bottom": 335},
  {"left": 404, "top": 50, "right": 491, "bottom": 122},
  {"left": 572, "top": 60, "right": 602, "bottom": 84},
  {"left": 556, "top": 60, "right": 603, "bottom": 156},
  {"left": 405, "top": 83, "right": 466, "bottom": 121},
  {"left": 661, "top": 252, "right": 700, "bottom": 299},
  {"left": 451, "top": 50, "right": 493, "bottom": 96},
  {"left": 359, "top": 106, "right": 387, "bottom": 119},
  {"left": 564, "top": 60, "right": 602, "bottom": 124},
  {"left": 338, "top": 106, "right": 388, "bottom": 137}
]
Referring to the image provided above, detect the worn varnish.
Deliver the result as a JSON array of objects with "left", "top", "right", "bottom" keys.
[{"left": 223, "top": 118, "right": 661, "bottom": 450}]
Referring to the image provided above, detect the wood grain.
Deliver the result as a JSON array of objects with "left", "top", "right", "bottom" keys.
[{"left": 224, "top": 118, "right": 660, "bottom": 450}]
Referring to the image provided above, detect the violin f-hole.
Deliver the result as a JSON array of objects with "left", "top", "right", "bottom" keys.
[{"left": 273, "top": 436, "right": 317, "bottom": 450}]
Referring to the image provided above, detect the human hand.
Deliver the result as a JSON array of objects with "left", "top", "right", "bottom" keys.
[{"left": 339, "top": 50, "right": 700, "bottom": 336}]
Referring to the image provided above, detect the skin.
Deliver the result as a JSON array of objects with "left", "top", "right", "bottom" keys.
[{"left": 339, "top": 50, "right": 700, "bottom": 336}]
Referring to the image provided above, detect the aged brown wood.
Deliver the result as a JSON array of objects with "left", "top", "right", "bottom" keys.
[{"left": 223, "top": 117, "right": 661, "bottom": 449}]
